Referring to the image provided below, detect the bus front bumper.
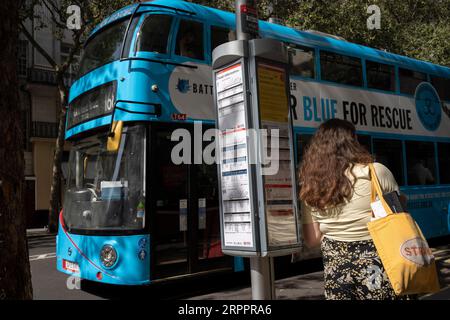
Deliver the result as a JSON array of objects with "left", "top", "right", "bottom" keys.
[{"left": 56, "top": 222, "right": 150, "bottom": 286}]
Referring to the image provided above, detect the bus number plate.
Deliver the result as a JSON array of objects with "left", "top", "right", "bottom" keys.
[{"left": 63, "top": 259, "right": 80, "bottom": 273}]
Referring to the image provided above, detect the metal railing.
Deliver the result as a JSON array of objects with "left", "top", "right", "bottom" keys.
[
  {"left": 28, "top": 67, "right": 57, "bottom": 85},
  {"left": 28, "top": 67, "right": 76, "bottom": 87},
  {"left": 31, "top": 121, "right": 58, "bottom": 138}
]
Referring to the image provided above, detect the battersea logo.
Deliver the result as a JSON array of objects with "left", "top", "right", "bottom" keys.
[
  {"left": 176, "top": 79, "right": 191, "bottom": 93},
  {"left": 415, "top": 82, "right": 442, "bottom": 131},
  {"left": 400, "top": 237, "right": 434, "bottom": 266},
  {"left": 176, "top": 78, "right": 213, "bottom": 95}
]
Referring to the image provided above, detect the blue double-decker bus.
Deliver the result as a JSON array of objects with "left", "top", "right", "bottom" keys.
[{"left": 56, "top": 0, "right": 450, "bottom": 285}]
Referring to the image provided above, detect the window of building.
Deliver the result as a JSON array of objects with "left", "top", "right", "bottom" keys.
[
  {"left": 366, "top": 60, "right": 395, "bottom": 92},
  {"left": 438, "top": 142, "right": 450, "bottom": 184},
  {"left": 405, "top": 141, "right": 436, "bottom": 185},
  {"left": 372, "top": 139, "right": 404, "bottom": 186},
  {"left": 175, "top": 19, "right": 204, "bottom": 60},
  {"left": 320, "top": 50, "right": 363, "bottom": 87},
  {"left": 136, "top": 14, "right": 173, "bottom": 54},
  {"left": 290, "top": 46, "right": 315, "bottom": 78},
  {"left": 431, "top": 76, "right": 450, "bottom": 102},
  {"left": 399, "top": 68, "right": 427, "bottom": 95},
  {"left": 211, "top": 26, "right": 235, "bottom": 55},
  {"left": 18, "top": 40, "right": 28, "bottom": 78}
]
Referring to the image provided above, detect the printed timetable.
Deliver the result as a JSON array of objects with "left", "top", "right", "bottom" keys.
[{"left": 215, "top": 63, "right": 253, "bottom": 248}]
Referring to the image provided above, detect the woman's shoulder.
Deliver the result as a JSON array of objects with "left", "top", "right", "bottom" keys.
[
  {"left": 356, "top": 162, "right": 398, "bottom": 189},
  {"left": 372, "top": 162, "right": 395, "bottom": 179},
  {"left": 351, "top": 162, "right": 394, "bottom": 179}
]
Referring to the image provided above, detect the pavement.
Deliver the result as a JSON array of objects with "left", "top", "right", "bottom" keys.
[
  {"left": 27, "top": 231, "right": 450, "bottom": 300},
  {"left": 27, "top": 227, "right": 55, "bottom": 238},
  {"left": 188, "top": 271, "right": 325, "bottom": 300},
  {"left": 189, "top": 241, "right": 450, "bottom": 300}
]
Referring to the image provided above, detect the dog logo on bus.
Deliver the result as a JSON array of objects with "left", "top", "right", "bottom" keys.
[
  {"left": 415, "top": 82, "right": 442, "bottom": 131},
  {"left": 176, "top": 78, "right": 191, "bottom": 93}
]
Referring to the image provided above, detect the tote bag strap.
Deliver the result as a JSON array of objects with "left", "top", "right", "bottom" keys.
[{"left": 368, "top": 163, "right": 394, "bottom": 216}]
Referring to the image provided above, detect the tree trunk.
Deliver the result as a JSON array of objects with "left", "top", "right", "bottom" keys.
[
  {"left": 48, "top": 82, "right": 68, "bottom": 233},
  {"left": 0, "top": 0, "right": 33, "bottom": 300}
]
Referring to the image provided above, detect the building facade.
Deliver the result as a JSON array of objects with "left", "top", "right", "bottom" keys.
[{"left": 18, "top": 4, "right": 76, "bottom": 227}]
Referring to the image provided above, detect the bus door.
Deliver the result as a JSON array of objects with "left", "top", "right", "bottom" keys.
[{"left": 150, "top": 123, "right": 233, "bottom": 279}]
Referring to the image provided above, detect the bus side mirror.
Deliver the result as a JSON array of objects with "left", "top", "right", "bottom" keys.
[{"left": 107, "top": 121, "right": 124, "bottom": 152}]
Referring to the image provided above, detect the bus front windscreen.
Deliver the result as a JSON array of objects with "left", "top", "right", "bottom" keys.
[
  {"left": 78, "top": 19, "right": 129, "bottom": 77},
  {"left": 63, "top": 125, "right": 146, "bottom": 232}
]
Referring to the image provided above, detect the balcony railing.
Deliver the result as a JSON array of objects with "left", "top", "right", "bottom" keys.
[
  {"left": 28, "top": 67, "right": 76, "bottom": 87},
  {"left": 31, "top": 121, "right": 58, "bottom": 138},
  {"left": 28, "top": 67, "right": 57, "bottom": 85}
]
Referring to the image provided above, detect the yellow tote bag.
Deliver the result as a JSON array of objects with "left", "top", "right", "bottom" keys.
[{"left": 367, "top": 163, "right": 440, "bottom": 296}]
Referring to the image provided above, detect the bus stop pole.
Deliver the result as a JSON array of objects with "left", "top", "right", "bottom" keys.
[
  {"left": 235, "top": 0, "right": 276, "bottom": 300},
  {"left": 250, "top": 256, "right": 276, "bottom": 299}
]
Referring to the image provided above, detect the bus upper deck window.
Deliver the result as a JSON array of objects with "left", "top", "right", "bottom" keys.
[
  {"left": 175, "top": 20, "right": 204, "bottom": 60},
  {"left": 320, "top": 50, "right": 363, "bottom": 87},
  {"left": 211, "top": 26, "right": 236, "bottom": 55},
  {"left": 431, "top": 76, "right": 450, "bottom": 101},
  {"left": 399, "top": 68, "right": 427, "bottom": 95},
  {"left": 78, "top": 19, "right": 129, "bottom": 77},
  {"left": 366, "top": 60, "right": 395, "bottom": 92},
  {"left": 136, "top": 15, "right": 173, "bottom": 54},
  {"left": 290, "top": 46, "right": 315, "bottom": 79}
]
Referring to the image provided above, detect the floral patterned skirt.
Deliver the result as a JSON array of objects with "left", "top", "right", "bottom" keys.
[{"left": 321, "top": 236, "right": 402, "bottom": 300}]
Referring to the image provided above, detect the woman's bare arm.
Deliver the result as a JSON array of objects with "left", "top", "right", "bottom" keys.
[{"left": 302, "top": 222, "right": 323, "bottom": 248}]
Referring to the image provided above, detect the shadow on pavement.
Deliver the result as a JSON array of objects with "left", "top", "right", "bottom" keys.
[
  {"left": 80, "top": 271, "right": 250, "bottom": 300},
  {"left": 80, "top": 257, "right": 324, "bottom": 300}
]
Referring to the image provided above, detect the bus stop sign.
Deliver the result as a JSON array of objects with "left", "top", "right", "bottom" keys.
[
  {"left": 237, "top": 0, "right": 259, "bottom": 37},
  {"left": 213, "top": 38, "right": 302, "bottom": 257}
]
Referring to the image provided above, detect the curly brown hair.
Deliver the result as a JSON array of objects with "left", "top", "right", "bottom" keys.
[{"left": 299, "top": 119, "right": 373, "bottom": 211}]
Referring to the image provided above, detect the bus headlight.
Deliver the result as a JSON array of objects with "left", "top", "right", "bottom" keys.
[{"left": 100, "top": 245, "right": 117, "bottom": 268}]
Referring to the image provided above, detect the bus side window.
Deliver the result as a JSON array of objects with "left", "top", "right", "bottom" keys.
[
  {"left": 431, "top": 76, "right": 450, "bottom": 102},
  {"left": 290, "top": 46, "right": 315, "bottom": 79},
  {"left": 366, "top": 60, "right": 395, "bottom": 92},
  {"left": 372, "top": 139, "right": 404, "bottom": 186},
  {"left": 175, "top": 20, "right": 204, "bottom": 60},
  {"left": 136, "top": 15, "right": 173, "bottom": 54},
  {"left": 357, "top": 134, "right": 371, "bottom": 153},
  {"left": 438, "top": 142, "right": 450, "bottom": 184},
  {"left": 211, "top": 26, "right": 236, "bottom": 55},
  {"left": 399, "top": 68, "right": 427, "bottom": 95},
  {"left": 296, "top": 134, "right": 312, "bottom": 168},
  {"left": 405, "top": 141, "right": 436, "bottom": 185},
  {"left": 320, "top": 50, "right": 363, "bottom": 87}
]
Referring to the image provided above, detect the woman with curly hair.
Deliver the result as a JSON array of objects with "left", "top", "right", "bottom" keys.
[{"left": 299, "top": 118, "right": 406, "bottom": 300}]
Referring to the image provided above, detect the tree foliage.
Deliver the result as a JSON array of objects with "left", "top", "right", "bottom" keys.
[{"left": 191, "top": 0, "right": 450, "bottom": 67}]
